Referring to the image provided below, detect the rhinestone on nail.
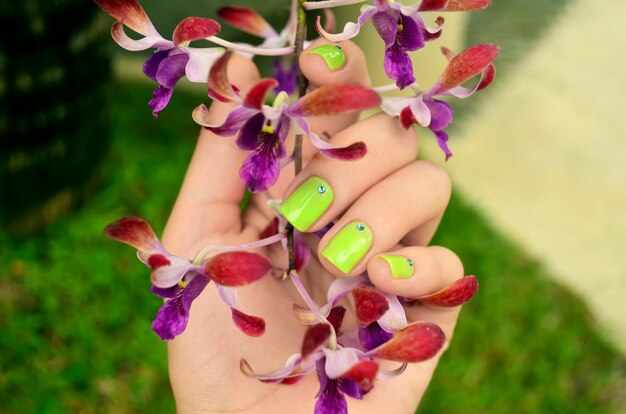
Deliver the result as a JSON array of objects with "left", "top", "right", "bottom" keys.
[
  {"left": 356, "top": 224, "right": 365, "bottom": 231},
  {"left": 317, "top": 185, "right": 326, "bottom": 194},
  {"left": 407, "top": 259, "right": 414, "bottom": 266}
]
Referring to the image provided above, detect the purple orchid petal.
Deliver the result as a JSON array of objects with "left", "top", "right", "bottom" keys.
[
  {"left": 396, "top": 14, "right": 424, "bottom": 51},
  {"left": 315, "top": 6, "right": 377, "bottom": 42},
  {"left": 151, "top": 275, "right": 209, "bottom": 340},
  {"left": 148, "top": 86, "right": 174, "bottom": 118},
  {"left": 155, "top": 52, "right": 189, "bottom": 88},
  {"left": 192, "top": 105, "right": 257, "bottom": 136},
  {"left": 343, "top": 359, "right": 378, "bottom": 392},
  {"left": 315, "top": 359, "right": 348, "bottom": 414},
  {"left": 425, "top": 98, "right": 453, "bottom": 131},
  {"left": 372, "top": 11, "right": 398, "bottom": 48},
  {"left": 433, "top": 129, "right": 453, "bottom": 160},
  {"left": 273, "top": 59, "right": 298, "bottom": 95},
  {"left": 110, "top": 22, "right": 171, "bottom": 51},
  {"left": 358, "top": 322, "right": 393, "bottom": 351},
  {"left": 339, "top": 378, "right": 365, "bottom": 399},
  {"left": 384, "top": 44, "right": 415, "bottom": 89},
  {"left": 236, "top": 113, "right": 265, "bottom": 151},
  {"left": 240, "top": 151, "right": 281, "bottom": 192},
  {"left": 377, "top": 293, "right": 408, "bottom": 333},
  {"left": 323, "top": 347, "right": 362, "bottom": 379},
  {"left": 143, "top": 49, "right": 171, "bottom": 82},
  {"left": 150, "top": 284, "right": 180, "bottom": 299}
]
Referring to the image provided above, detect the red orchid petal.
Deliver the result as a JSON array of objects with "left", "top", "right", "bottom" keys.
[
  {"left": 287, "top": 85, "right": 381, "bottom": 117},
  {"left": 477, "top": 64, "right": 496, "bottom": 91},
  {"left": 173, "top": 17, "right": 220, "bottom": 45},
  {"left": 94, "top": 0, "right": 156, "bottom": 36},
  {"left": 207, "top": 50, "right": 238, "bottom": 103},
  {"left": 260, "top": 217, "right": 280, "bottom": 239},
  {"left": 352, "top": 288, "right": 389, "bottom": 324},
  {"left": 244, "top": 79, "right": 278, "bottom": 110},
  {"left": 415, "top": 276, "right": 479, "bottom": 307},
  {"left": 343, "top": 360, "right": 378, "bottom": 392},
  {"left": 302, "top": 323, "right": 331, "bottom": 358},
  {"left": 147, "top": 254, "right": 170, "bottom": 270},
  {"left": 217, "top": 6, "right": 276, "bottom": 38},
  {"left": 231, "top": 308, "right": 265, "bottom": 336},
  {"left": 372, "top": 321, "right": 446, "bottom": 362},
  {"left": 400, "top": 106, "right": 418, "bottom": 129},
  {"left": 204, "top": 252, "right": 272, "bottom": 287},
  {"left": 435, "top": 43, "right": 499, "bottom": 93},
  {"left": 444, "top": 0, "right": 492, "bottom": 11},
  {"left": 320, "top": 141, "right": 367, "bottom": 161},
  {"left": 103, "top": 217, "right": 160, "bottom": 251},
  {"left": 418, "top": 0, "right": 448, "bottom": 11},
  {"left": 327, "top": 306, "right": 347, "bottom": 333},
  {"left": 280, "top": 375, "right": 305, "bottom": 385}
]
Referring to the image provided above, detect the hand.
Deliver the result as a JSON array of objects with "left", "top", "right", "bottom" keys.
[{"left": 162, "top": 39, "right": 465, "bottom": 414}]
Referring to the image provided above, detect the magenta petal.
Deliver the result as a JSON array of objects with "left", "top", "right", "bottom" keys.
[
  {"left": 371, "top": 12, "right": 397, "bottom": 48},
  {"left": 148, "top": 86, "right": 174, "bottom": 118},
  {"left": 432, "top": 43, "right": 499, "bottom": 94},
  {"left": 239, "top": 151, "right": 281, "bottom": 192},
  {"left": 384, "top": 44, "right": 415, "bottom": 89},
  {"left": 172, "top": 17, "right": 220, "bottom": 45},
  {"left": 151, "top": 275, "right": 209, "bottom": 340},
  {"left": 273, "top": 59, "right": 298, "bottom": 96},
  {"left": 244, "top": 78, "right": 279, "bottom": 109},
  {"left": 286, "top": 85, "right": 381, "bottom": 117},
  {"left": 103, "top": 217, "right": 160, "bottom": 251},
  {"left": 433, "top": 129, "right": 452, "bottom": 160},
  {"left": 204, "top": 252, "right": 272, "bottom": 286},
  {"left": 192, "top": 105, "right": 257, "bottom": 136},
  {"left": 231, "top": 308, "right": 266, "bottom": 337},
  {"left": 294, "top": 232, "right": 311, "bottom": 272},
  {"left": 352, "top": 288, "right": 389, "bottom": 324},
  {"left": 371, "top": 321, "right": 446, "bottom": 362},
  {"left": 217, "top": 6, "right": 277, "bottom": 38},
  {"left": 155, "top": 52, "right": 189, "bottom": 88},
  {"left": 302, "top": 324, "right": 332, "bottom": 358},
  {"left": 418, "top": 0, "right": 448, "bottom": 11},
  {"left": 95, "top": 0, "right": 158, "bottom": 36},
  {"left": 425, "top": 98, "right": 453, "bottom": 131},
  {"left": 327, "top": 306, "right": 347, "bottom": 334},
  {"left": 236, "top": 113, "right": 264, "bottom": 151},
  {"left": 143, "top": 49, "right": 171, "bottom": 81},
  {"left": 416, "top": 276, "right": 479, "bottom": 306},
  {"left": 400, "top": 105, "right": 418, "bottom": 129},
  {"left": 343, "top": 360, "right": 378, "bottom": 392},
  {"left": 320, "top": 142, "right": 367, "bottom": 161},
  {"left": 358, "top": 322, "right": 393, "bottom": 351},
  {"left": 396, "top": 14, "right": 424, "bottom": 52},
  {"left": 315, "top": 360, "right": 348, "bottom": 414}
]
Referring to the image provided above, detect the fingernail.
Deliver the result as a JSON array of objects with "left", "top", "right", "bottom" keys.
[
  {"left": 321, "top": 222, "right": 373, "bottom": 274},
  {"left": 307, "top": 44, "right": 346, "bottom": 71},
  {"left": 380, "top": 255, "right": 415, "bottom": 279},
  {"left": 280, "top": 177, "right": 334, "bottom": 232}
]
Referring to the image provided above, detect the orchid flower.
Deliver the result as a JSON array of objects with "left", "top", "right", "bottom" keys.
[
  {"left": 218, "top": 1, "right": 336, "bottom": 95},
  {"left": 192, "top": 51, "right": 380, "bottom": 192},
  {"left": 308, "top": 0, "right": 491, "bottom": 89},
  {"left": 94, "top": 0, "right": 295, "bottom": 117},
  {"left": 103, "top": 217, "right": 285, "bottom": 339},
  {"left": 380, "top": 43, "right": 498, "bottom": 159},
  {"left": 241, "top": 272, "right": 473, "bottom": 414}
]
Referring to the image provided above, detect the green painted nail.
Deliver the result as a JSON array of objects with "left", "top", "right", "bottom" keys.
[
  {"left": 280, "top": 177, "right": 334, "bottom": 232},
  {"left": 321, "top": 222, "right": 373, "bottom": 274},
  {"left": 307, "top": 44, "right": 346, "bottom": 71},
  {"left": 380, "top": 255, "right": 415, "bottom": 279}
]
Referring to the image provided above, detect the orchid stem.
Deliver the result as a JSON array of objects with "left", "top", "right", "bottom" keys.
[{"left": 287, "top": 0, "right": 308, "bottom": 273}]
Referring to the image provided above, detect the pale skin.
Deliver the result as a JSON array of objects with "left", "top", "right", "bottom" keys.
[{"left": 161, "top": 39, "right": 465, "bottom": 413}]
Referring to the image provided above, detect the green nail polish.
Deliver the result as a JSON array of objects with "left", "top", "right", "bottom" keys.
[
  {"left": 280, "top": 177, "right": 334, "bottom": 231},
  {"left": 380, "top": 255, "right": 415, "bottom": 279},
  {"left": 307, "top": 45, "right": 346, "bottom": 71},
  {"left": 321, "top": 222, "right": 373, "bottom": 274}
]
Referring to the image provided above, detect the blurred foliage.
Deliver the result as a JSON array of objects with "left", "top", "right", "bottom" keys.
[{"left": 0, "top": 82, "right": 623, "bottom": 413}]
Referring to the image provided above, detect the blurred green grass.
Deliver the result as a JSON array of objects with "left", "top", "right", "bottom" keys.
[{"left": 0, "top": 82, "right": 624, "bottom": 413}]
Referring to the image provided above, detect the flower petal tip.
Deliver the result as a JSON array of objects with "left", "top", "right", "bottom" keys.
[
  {"left": 205, "top": 251, "right": 272, "bottom": 286},
  {"left": 416, "top": 275, "right": 479, "bottom": 307},
  {"left": 352, "top": 288, "right": 389, "bottom": 324},
  {"left": 103, "top": 217, "right": 158, "bottom": 251},
  {"left": 372, "top": 322, "right": 446, "bottom": 362},
  {"left": 173, "top": 17, "right": 220, "bottom": 45},
  {"left": 232, "top": 308, "right": 266, "bottom": 337},
  {"left": 321, "top": 141, "right": 367, "bottom": 161}
]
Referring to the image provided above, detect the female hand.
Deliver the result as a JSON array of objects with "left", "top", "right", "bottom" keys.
[{"left": 163, "top": 39, "right": 465, "bottom": 414}]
